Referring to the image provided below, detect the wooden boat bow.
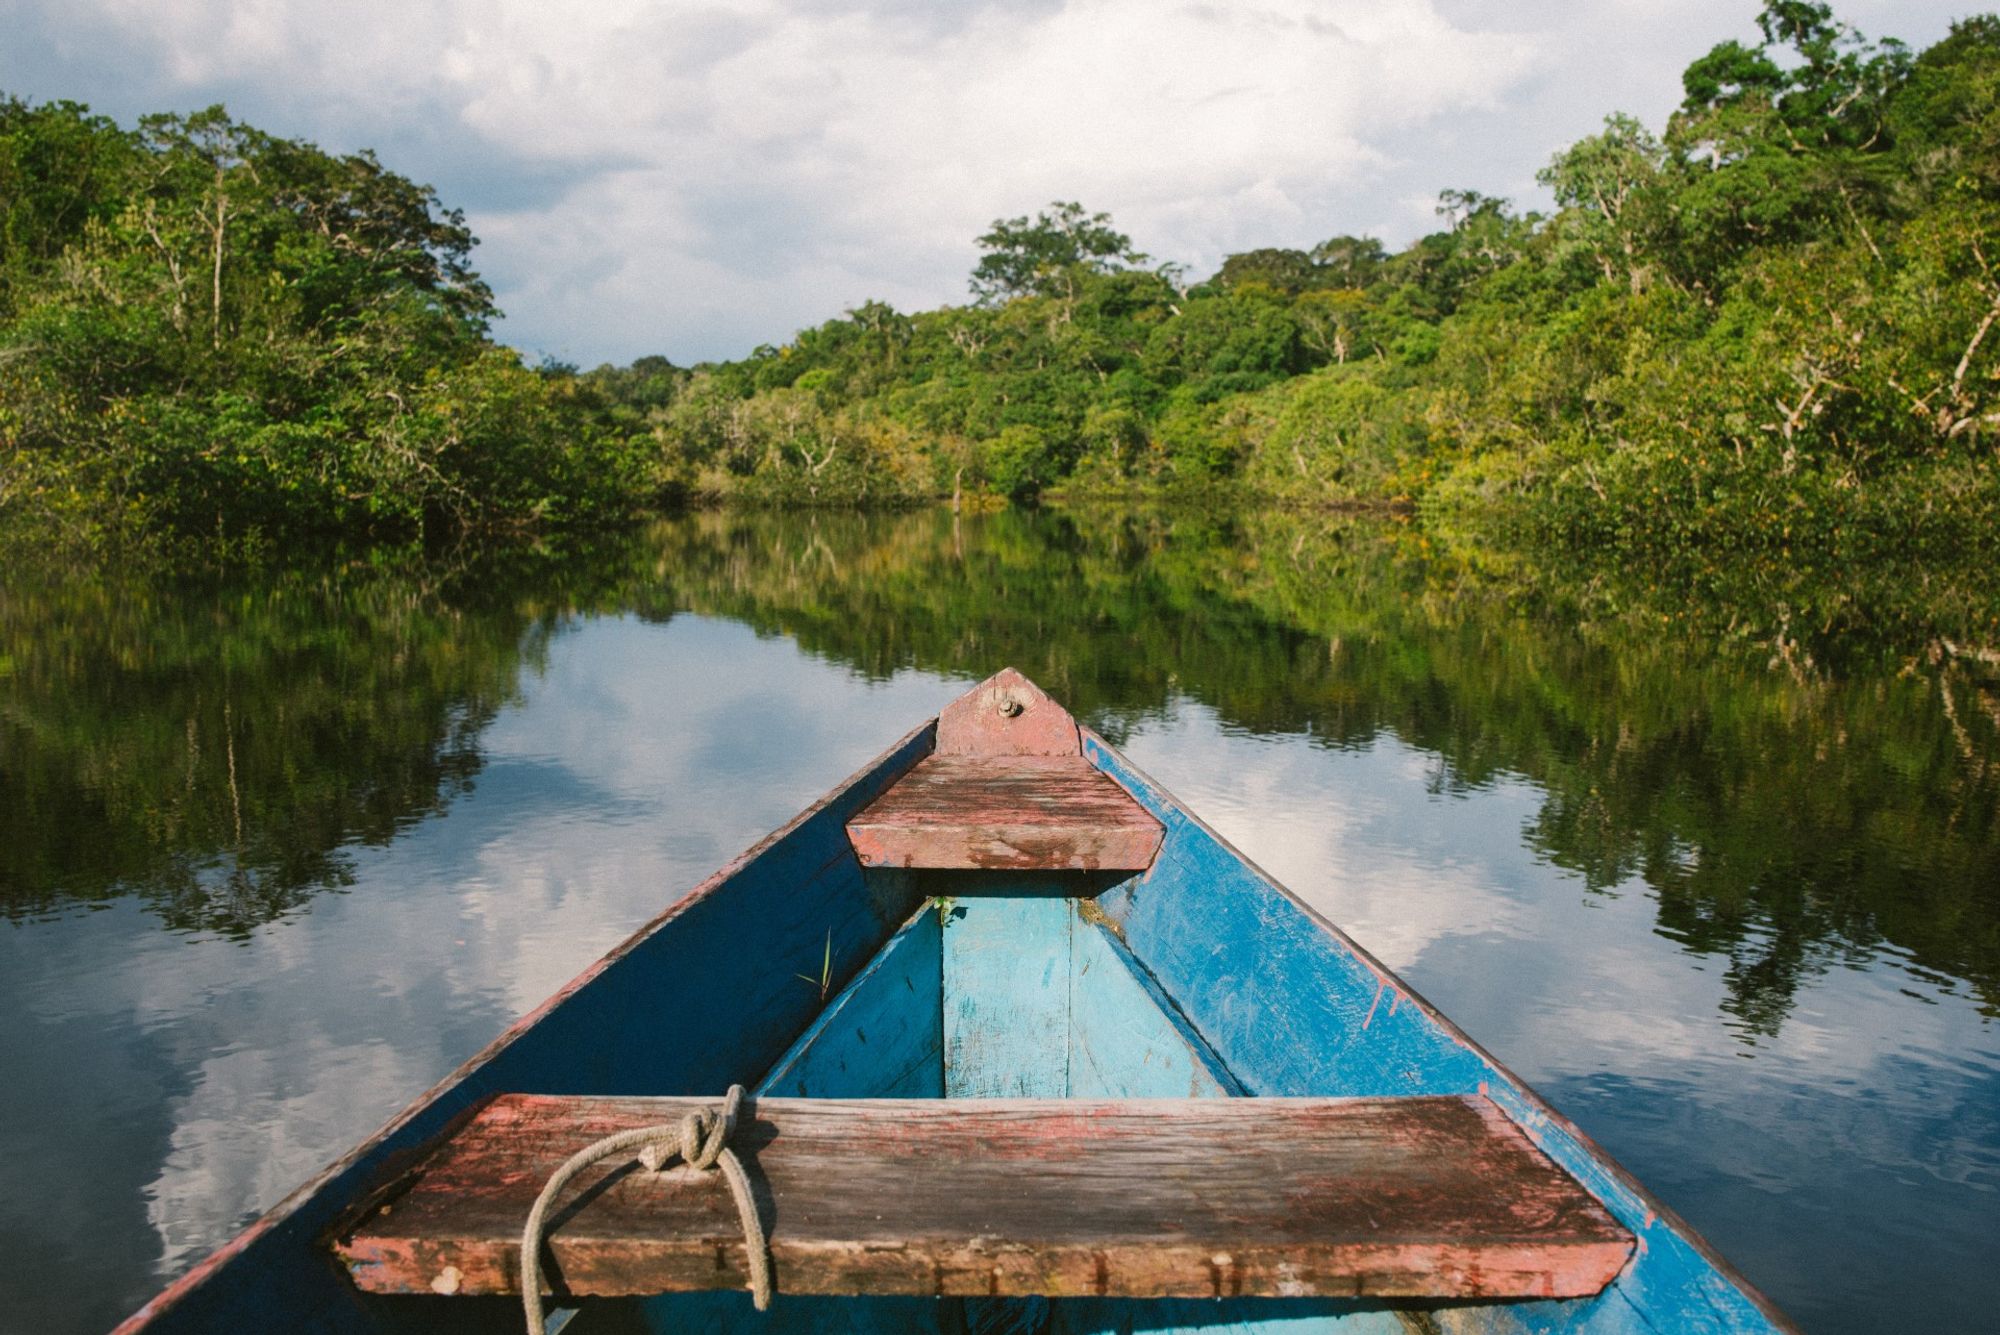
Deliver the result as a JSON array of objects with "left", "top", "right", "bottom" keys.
[
  {"left": 114, "top": 665, "right": 1798, "bottom": 1335},
  {"left": 846, "top": 668, "right": 1164, "bottom": 871}
]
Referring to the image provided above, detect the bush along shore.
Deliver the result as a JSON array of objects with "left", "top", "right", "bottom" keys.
[{"left": 3, "top": 2, "right": 1998, "bottom": 568}]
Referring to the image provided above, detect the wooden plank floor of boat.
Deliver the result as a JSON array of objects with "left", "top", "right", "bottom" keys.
[{"left": 333, "top": 1094, "right": 1633, "bottom": 1301}]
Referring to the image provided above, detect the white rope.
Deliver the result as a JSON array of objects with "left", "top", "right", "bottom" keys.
[{"left": 520, "top": 1084, "right": 772, "bottom": 1332}]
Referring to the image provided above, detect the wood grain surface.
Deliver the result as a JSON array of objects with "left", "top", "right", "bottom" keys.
[
  {"left": 335, "top": 1095, "right": 1632, "bottom": 1302},
  {"left": 847, "top": 756, "right": 1163, "bottom": 870}
]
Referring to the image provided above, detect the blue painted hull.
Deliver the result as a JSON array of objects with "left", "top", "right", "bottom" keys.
[{"left": 116, "top": 703, "right": 1797, "bottom": 1334}]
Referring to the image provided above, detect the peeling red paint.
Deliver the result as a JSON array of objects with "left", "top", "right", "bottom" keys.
[
  {"left": 1362, "top": 979, "right": 1386, "bottom": 1031},
  {"left": 336, "top": 1094, "right": 1633, "bottom": 1302},
  {"left": 847, "top": 755, "right": 1162, "bottom": 872},
  {"left": 935, "top": 667, "right": 1081, "bottom": 757}
]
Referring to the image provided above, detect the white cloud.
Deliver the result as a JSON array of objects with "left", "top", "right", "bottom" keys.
[
  {"left": 446, "top": 0, "right": 1545, "bottom": 361},
  {"left": 0, "top": 0, "right": 1978, "bottom": 361}
]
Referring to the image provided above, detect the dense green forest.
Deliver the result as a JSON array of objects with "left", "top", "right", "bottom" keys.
[
  {"left": 3, "top": 1, "right": 1998, "bottom": 564},
  {"left": 595, "top": 4, "right": 2000, "bottom": 563},
  {"left": 0, "top": 106, "right": 654, "bottom": 550}
]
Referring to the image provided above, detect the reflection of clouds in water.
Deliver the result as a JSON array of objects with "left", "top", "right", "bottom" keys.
[
  {"left": 121, "top": 616, "right": 959, "bottom": 1301},
  {"left": 1117, "top": 707, "right": 1524, "bottom": 974},
  {"left": 146, "top": 1038, "right": 431, "bottom": 1277},
  {"left": 1119, "top": 697, "right": 1997, "bottom": 1072},
  {"left": 461, "top": 617, "right": 965, "bottom": 1013},
  {"left": 1120, "top": 690, "right": 2000, "bottom": 1331},
  {"left": 1537, "top": 990, "right": 2000, "bottom": 1333}
]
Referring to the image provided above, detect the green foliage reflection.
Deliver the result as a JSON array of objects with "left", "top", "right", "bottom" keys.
[
  {"left": 3, "top": 510, "right": 1994, "bottom": 1037},
  {"left": 0, "top": 540, "right": 658, "bottom": 935},
  {"left": 655, "top": 506, "right": 2000, "bottom": 1033}
]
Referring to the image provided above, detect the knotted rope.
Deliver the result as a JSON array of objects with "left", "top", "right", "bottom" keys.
[{"left": 520, "top": 1084, "right": 771, "bottom": 1332}]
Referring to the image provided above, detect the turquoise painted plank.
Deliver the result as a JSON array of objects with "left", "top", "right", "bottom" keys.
[
  {"left": 942, "top": 892, "right": 1072, "bottom": 1096},
  {"left": 1082, "top": 732, "right": 1791, "bottom": 1335},
  {"left": 1068, "top": 916, "right": 1241, "bottom": 1099},
  {"left": 753, "top": 885, "right": 1245, "bottom": 1108},
  {"left": 757, "top": 904, "right": 943, "bottom": 1098},
  {"left": 116, "top": 723, "right": 936, "bottom": 1335}
]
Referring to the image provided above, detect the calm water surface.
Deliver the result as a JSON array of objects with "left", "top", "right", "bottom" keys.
[{"left": 1, "top": 510, "right": 1995, "bottom": 1334}]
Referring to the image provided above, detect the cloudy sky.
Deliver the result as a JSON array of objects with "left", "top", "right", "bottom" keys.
[{"left": 0, "top": 0, "right": 1977, "bottom": 365}]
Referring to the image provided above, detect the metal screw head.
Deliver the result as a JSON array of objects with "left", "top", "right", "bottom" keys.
[{"left": 997, "top": 697, "right": 1024, "bottom": 718}]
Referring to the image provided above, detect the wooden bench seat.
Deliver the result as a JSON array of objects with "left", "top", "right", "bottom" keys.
[
  {"left": 846, "top": 754, "right": 1164, "bottom": 871},
  {"left": 333, "top": 1095, "right": 1633, "bottom": 1302}
]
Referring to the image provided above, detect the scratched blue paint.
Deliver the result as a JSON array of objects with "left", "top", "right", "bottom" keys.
[
  {"left": 758, "top": 905, "right": 943, "bottom": 1099},
  {"left": 943, "top": 891, "right": 1073, "bottom": 1097},
  {"left": 1083, "top": 732, "right": 1791, "bottom": 1334},
  {"left": 1068, "top": 916, "right": 1240, "bottom": 1099}
]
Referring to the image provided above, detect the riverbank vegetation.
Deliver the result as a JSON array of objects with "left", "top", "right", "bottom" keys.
[
  {"left": 3, "top": 2, "right": 1998, "bottom": 570},
  {"left": 604, "top": 4, "right": 2000, "bottom": 566}
]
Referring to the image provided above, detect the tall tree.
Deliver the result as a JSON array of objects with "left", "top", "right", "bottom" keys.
[
  {"left": 1308, "top": 236, "right": 1389, "bottom": 289},
  {"left": 1540, "top": 114, "right": 1671, "bottom": 289},
  {"left": 969, "top": 201, "right": 1147, "bottom": 305}
]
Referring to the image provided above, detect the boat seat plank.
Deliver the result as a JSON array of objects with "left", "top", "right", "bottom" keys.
[
  {"left": 846, "top": 755, "right": 1164, "bottom": 871},
  {"left": 334, "top": 1094, "right": 1632, "bottom": 1302}
]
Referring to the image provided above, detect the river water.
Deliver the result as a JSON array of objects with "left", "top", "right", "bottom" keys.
[{"left": 1, "top": 509, "right": 1995, "bottom": 1334}]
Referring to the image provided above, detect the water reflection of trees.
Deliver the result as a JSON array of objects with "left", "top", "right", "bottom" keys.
[
  {"left": 4, "top": 508, "right": 1994, "bottom": 1032},
  {"left": 0, "top": 541, "right": 660, "bottom": 936},
  {"left": 655, "top": 507, "right": 2000, "bottom": 1033}
]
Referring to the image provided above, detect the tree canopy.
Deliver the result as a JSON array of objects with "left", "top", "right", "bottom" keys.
[
  {"left": 969, "top": 201, "right": 1149, "bottom": 304},
  {"left": 0, "top": 99, "right": 655, "bottom": 551},
  {"left": 4, "top": 2, "right": 1999, "bottom": 570},
  {"left": 582, "top": 2, "right": 1999, "bottom": 570}
]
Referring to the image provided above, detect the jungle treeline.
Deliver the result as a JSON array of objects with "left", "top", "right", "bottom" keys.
[
  {"left": 3, "top": 2, "right": 1998, "bottom": 564},
  {"left": 0, "top": 108, "right": 654, "bottom": 550}
]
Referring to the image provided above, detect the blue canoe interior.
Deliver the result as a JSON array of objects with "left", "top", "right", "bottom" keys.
[{"left": 116, "top": 670, "right": 1797, "bottom": 1335}]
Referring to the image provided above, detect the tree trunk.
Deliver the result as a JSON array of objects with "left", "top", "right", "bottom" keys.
[{"left": 210, "top": 169, "right": 228, "bottom": 350}]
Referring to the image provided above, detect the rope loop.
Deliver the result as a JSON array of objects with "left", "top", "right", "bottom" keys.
[{"left": 521, "top": 1084, "right": 771, "bottom": 1333}]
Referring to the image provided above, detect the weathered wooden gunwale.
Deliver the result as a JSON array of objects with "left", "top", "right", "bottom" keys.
[{"left": 336, "top": 1094, "right": 1633, "bottom": 1301}]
